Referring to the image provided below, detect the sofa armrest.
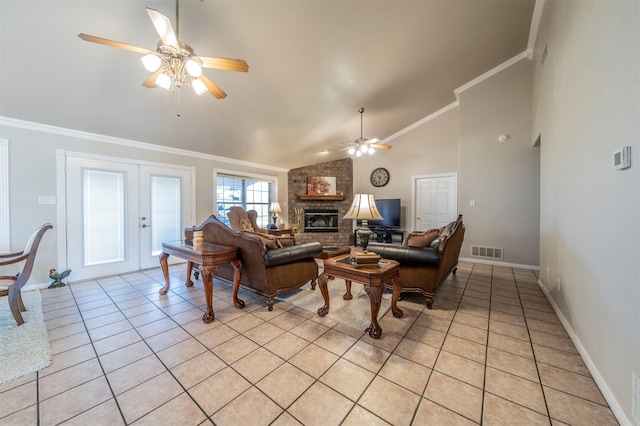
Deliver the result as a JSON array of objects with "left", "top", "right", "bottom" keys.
[
  {"left": 264, "top": 242, "right": 323, "bottom": 267},
  {"left": 367, "top": 243, "right": 441, "bottom": 266}
]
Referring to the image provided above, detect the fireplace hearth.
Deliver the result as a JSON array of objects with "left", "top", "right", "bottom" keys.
[{"left": 304, "top": 209, "right": 339, "bottom": 233}]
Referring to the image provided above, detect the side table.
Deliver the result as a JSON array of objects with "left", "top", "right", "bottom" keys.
[{"left": 317, "top": 254, "right": 403, "bottom": 338}]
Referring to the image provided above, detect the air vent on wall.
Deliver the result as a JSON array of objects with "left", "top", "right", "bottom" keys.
[{"left": 471, "top": 245, "right": 503, "bottom": 260}]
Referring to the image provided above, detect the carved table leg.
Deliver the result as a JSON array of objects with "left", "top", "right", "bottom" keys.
[
  {"left": 317, "top": 273, "right": 334, "bottom": 316},
  {"left": 231, "top": 259, "right": 245, "bottom": 309},
  {"left": 199, "top": 264, "right": 219, "bottom": 323},
  {"left": 363, "top": 285, "right": 383, "bottom": 339},
  {"left": 185, "top": 261, "right": 194, "bottom": 287},
  {"left": 159, "top": 252, "right": 171, "bottom": 295},
  {"left": 390, "top": 275, "right": 404, "bottom": 318},
  {"left": 343, "top": 279, "right": 353, "bottom": 300}
]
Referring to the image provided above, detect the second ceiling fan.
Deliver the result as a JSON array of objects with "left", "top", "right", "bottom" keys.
[
  {"left": 78, "top": 0, "right": 248, "bottom": 99},
  {"left": 340, "top": 108, "right": 391, "bottom": 156}
]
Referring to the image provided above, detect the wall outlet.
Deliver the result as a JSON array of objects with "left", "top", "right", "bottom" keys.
[
  {"left": 633, "top": 370, "right": 639, "bottom": 425},
  {"left": 556, "top": 277, "right": 561, "bottom": 292}
]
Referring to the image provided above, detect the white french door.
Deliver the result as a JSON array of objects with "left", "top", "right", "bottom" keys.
[
  {"left": 66, "top": 156, "right": 193, "bottom": 281},
  {"left": 412, "top": 173, "right": 458, "bottom": 231}
]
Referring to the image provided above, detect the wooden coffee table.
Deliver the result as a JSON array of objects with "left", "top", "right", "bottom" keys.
[
  {"left": 317, "top": 254, "right": 403, "bottom": 339},
  {"left": 159, "top": 241, "right": 242, "bottom": 323}
]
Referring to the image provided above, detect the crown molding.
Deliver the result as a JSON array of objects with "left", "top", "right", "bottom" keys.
[
  {"left": 454, "top": 50, "right": 531, "bottom": 99},
  {"left": 527, "top": 0, "right": 546, "bottom": 54},
  {"left": 381, "top": 101, "right": 459, "bottom": 145},
  {"left": 0, "top": 116, "right": 289, "bottom": 173}
]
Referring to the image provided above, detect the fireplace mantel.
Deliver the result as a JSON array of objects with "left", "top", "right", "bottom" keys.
[{"left": 298, "top": 194, "right": 345, "bottom": 201}]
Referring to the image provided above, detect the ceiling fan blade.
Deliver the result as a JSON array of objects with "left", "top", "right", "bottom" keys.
[
  {"left": 142, "top": 66, "right": 169, "bottom": 88},
  {"left": 146, "top": 8, "right": 178, "bottom": 48},
  {"left": 369, "top": 144, "right": 392, "bottom": 150},
  {"left": 337, "top": 146, "right": 354, "bottom": 152},
  {"left": 197, "top": 75, "right": 227, "bottom": 99},
  {"left": 78, "top": 34, "right": 153, "bottom": 55},
  {"left": 365, "top": 138, "right": 381, "bottom": 145},
  {"left": 199, "top": 56, "right": 249, "bottom": 72}
]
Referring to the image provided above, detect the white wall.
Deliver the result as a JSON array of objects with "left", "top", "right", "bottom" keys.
[{"left": 533, "top": 0, "right": 640, "bottom": 423}]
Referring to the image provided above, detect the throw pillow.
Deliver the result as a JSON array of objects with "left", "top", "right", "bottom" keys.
[
  {"left": 404, "top": 229, "right": 440, "bottom": 248},
  {"left": 276, "top": 236, "right": 296, "bottom": 248},
  {"left": 246, "top": 231, "right": 279, "bottom": 250}
]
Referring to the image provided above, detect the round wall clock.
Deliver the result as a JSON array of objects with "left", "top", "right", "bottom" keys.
[{"left": 370, "top": 167, "right": 390, "bottom": 187}]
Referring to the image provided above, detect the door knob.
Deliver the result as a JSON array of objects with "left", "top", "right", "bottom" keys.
[{"left": 141, "top": 224, "right": 150, "bottom": 228}]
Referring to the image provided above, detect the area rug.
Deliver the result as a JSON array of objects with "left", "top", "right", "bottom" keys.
[
  {"left": 276, "top": 278, "right": 392, "bottom": 331},
  {"left": 0, "top": 290, "right": 52, "bottom": 384}
]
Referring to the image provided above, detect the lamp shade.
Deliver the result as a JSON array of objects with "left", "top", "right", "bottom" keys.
[
  {"left": 343, "top": 194, "right": 383, "bottom": 220},
  {"left": 269, "top": 202, "right": 282, "bottom": 213}
]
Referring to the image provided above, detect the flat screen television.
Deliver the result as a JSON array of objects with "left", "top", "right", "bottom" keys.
[{"left": 357, "top": 198, "right": 401, "bottom": 228}]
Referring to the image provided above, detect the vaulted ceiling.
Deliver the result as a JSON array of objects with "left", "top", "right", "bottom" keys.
[{"left": 0, "top": 1, "right": 535, "bottom": 169}]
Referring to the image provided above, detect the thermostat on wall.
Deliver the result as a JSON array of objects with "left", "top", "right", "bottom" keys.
[{"left": 613, "top": 146, "right": 631, "bottom": 170}]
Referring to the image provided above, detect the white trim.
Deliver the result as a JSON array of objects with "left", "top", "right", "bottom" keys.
[
  {"left": 454, "top": 51, "right": 531, "bottom": 98},
  {"left": 381, "top": 102, "right": 459, "bottom": 145},
  {"left": 56, "top": 149, "right": 67, "bottom": 271},
  {"left": 0, "top": 116, "right": 288, "bottom": 173},
  {"left": 527, "top": 0, "right": 546, "bottom": 54},
  {"left": 63, "top": 150, "right": 196, "bottom": 172},
  {"left": 459, "top": 257, "right": 539, "bottom": 271},
  {"left": 537, "top": 279, "right": 630, "bottom": 426},
  {"left": 0, "top": 139, "right": 9, "bottom": 252}
]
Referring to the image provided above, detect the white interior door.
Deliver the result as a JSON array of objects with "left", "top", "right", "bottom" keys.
[
  {"left": 66, "top": 157, "right": 193, "bottom": 281},
  {"left": 413, "top": 174, "right": 457, "bottom": 231}
]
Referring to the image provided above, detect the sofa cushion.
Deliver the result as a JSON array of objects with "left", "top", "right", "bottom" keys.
[
  {"left": 264, "top": 242, "right": 323, "bottom": 267},
  {"left": 404, "top": 229, "right": 440, "bottom": 247}
]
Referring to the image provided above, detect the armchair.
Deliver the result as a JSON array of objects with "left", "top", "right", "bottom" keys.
[{"left": 0, "top": 223, "right": 53, "bottom": 325}]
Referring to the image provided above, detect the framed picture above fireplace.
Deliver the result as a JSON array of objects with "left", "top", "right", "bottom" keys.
[{"left": 307, "top": 176, "right": 336, "bottom": 195}]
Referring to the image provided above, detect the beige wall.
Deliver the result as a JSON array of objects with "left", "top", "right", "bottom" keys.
[
  {"left": 533, "top": 0, "right": 640, "bottom": 423},
  {"left": 0, "top": 123, "right": 288, "bottom": 284},
  {"left": 458, "top": 59, "right": 540, "bottom": 266}
]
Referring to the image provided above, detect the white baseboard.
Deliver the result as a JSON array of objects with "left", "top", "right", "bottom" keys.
[
  {"left": 459, "top": 256, "right": 540, "bottom": 271},
  {"left": 537, "top": 279, "right": 632, "bottom": 426}
]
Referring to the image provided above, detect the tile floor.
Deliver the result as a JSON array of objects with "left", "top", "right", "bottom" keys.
[{"left": 0, "top": 261, "right": 619, "bottom": 425}]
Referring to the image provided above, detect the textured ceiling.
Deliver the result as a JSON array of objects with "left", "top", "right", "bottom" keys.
[{"left": 0, "top": 0, "right": 535, "bottom": 169}]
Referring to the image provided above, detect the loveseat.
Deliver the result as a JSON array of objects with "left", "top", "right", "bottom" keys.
[
  {"left": 185, "top": 215, "right": 322, "bottom": 310},
  {"left": 367, "top": 215, "right": 465, "bottom": 309}
]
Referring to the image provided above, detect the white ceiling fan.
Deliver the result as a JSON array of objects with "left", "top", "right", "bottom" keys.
[
  {"left": 339, "top": 108, "right": 391, "bottom": 156},
  {"left": 78, "top": 0, "right": 248, "bottom": 99}
]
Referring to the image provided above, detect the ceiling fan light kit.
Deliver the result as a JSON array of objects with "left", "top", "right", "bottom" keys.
[
  {"left": 78, "top": 1, "right": 248, "bottom": 99},
  {"left": 340, "top": 107, "right": 391, "bottom": 157}
]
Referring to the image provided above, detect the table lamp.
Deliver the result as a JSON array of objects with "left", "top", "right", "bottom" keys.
[
  {"left": 343, "top": 193, "right": 383, "bottom": 251},
  {"left": 269, "top": 202, "right": 282, "bottom": 229}
]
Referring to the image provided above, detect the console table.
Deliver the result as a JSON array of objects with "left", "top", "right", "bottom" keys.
[
  {"left": 159, "top": 241, "right": 242, "bottom": 323},
  {"left": 354, "top": 228, "right": 405, "bottom": 246}
]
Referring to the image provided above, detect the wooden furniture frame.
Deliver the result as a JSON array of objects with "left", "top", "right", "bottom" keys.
[
  {"left": 317, "top": 254, "right": 403, "bottom": 339},
  {"left": 0, "top": 223, "right": 52, "bottom": 325},
  {"left": 159, "top": 240, "right": 242, "bottom": 323}
]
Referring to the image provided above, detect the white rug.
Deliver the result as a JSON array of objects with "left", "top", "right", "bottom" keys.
[
  {"left": 0, "top": 290, "right": 52, "bottom": 384},
  {"left": 276, "top": 278, "right": 392, "bottom": 331}
]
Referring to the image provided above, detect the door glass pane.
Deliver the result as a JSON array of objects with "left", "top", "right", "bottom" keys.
[
  {"left": 151, "top": 176, "right": 181, "bottom": 255},
  {"left": 83, "top": 169, "right": 125, "bottom": 266}
]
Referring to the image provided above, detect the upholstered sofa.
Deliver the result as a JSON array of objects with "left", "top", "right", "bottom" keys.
[
  {"left": 367, "top": 215, "right": 465, "bottom": 309},
  {"left": 185, "top": 215, "right": 322, "bottom": 310}
]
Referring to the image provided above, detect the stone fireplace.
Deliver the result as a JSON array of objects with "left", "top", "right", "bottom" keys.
[{"left": 288, "top": 158, "right": 354, "bottom": 246}]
